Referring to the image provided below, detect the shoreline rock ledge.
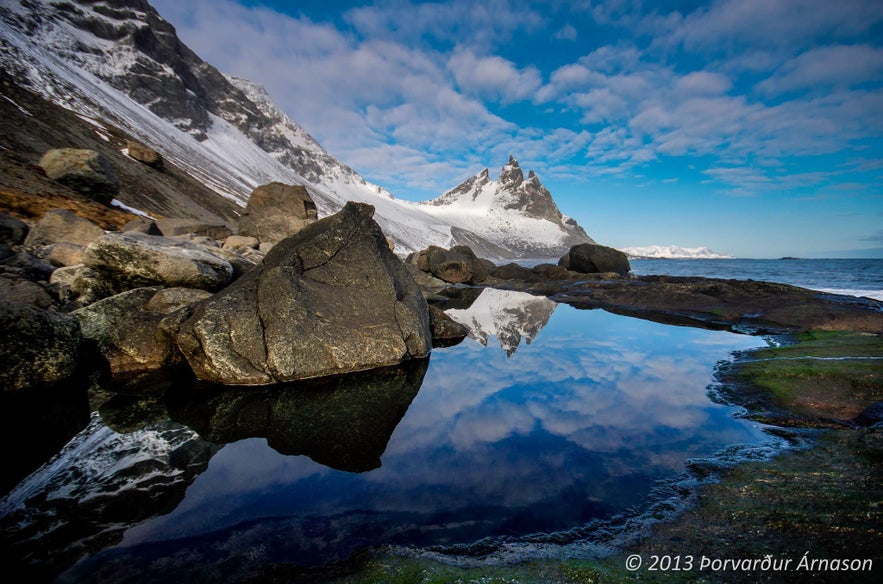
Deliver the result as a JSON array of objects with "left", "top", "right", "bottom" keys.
[{"left": 175, "top": 202, "right": 432, "bottom": 385}]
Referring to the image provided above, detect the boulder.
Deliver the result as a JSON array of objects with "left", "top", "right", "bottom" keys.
[
  {"left": 121, "top": 217, "right": 162, "bottom": 236},
  {"left": 222, "top": 235, "right": 260, "bottom": 251},
  {"left": 73, "top": 287, "right": 177, "bottom": 374},
  {"left": 559, "top": 243, "right": 631, "bottom": 276},
  {"left": 155, "top": 218, "right": 232, "bottom": 240},
  {"left": 0, "top": 272, "right": 56, "bottom": 309},
  {"left": 124, "top": 140, "right": 164, "bottom": 170},
  {"left": 44, "top": 242, "right": 87, "bottom": 267},
  {"left": 176, "top": 201, "right": 431, "bottom": 385},
  {"left": 24, "top": 208, "right": 105, "bottom": 249},
  {"left": 0, "top": 300, "right": 83, "bottom": 392},
  {"left": 237, "top": 182, "right": 318, "bottom": 246},
  {"left": 0, "top": 252, "right": 55, "bottom": 281},
  {"left": 407, "top": 245, "right": 489, "bottom": 284},
  {"left": 49, "top": 264, "right": 113, "bottom": 306},
  {"left": 83, "top": 232, "right": 235, "bottom": 292},
  {"left": 38, "top": 148, "right": 120, "bottom": 204},
  {"left": 0, "top": 213, "right": 28, "bottom": 246}
]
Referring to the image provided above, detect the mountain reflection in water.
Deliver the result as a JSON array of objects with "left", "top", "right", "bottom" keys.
[{"left": 1, "top": 290, "right": 771, "bottom": 582}]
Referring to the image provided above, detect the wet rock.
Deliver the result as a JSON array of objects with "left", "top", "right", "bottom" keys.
[
  {"left": 176, "top": 202, "right": 431, "bottom": 385},
  {"left": 124, "top": 140, "right": 163, "bottom": 170},
  {"left": 38, "top": 148, "right": 120, "bottom": 204},
  {"left": 0, "top": 300, "right": 83, "bottom": 392},
  {"left": 559, "top": 242, "right": 631, "bottom": 276},
  {"left": 0, "top": 213, "right": 28, "bottom": 246},
  {"left": 83, "top": 232, "right": 234, "bottom": 292},
  {"left": 237, "top": 182, "right": 318, "bottom": 246}
]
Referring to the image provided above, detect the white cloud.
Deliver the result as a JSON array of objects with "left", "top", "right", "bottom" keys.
[
  {"left": 447, "top": 50, "right": 543, "bottom": 103},
  {"left": 758, "top": 44, "right": 883, "bottom": 94}
]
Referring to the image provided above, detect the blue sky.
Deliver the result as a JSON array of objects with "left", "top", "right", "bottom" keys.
[{"left": 150, "top": 0, "right": 883, "bottom": 258}]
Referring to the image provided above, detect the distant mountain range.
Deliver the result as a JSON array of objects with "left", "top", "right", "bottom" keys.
[
  {"left": 0, "top": 0, "right": 592, "bottom": 258},
  {"left": 621, "top": 245, "right": 735, "bottom": 259}
]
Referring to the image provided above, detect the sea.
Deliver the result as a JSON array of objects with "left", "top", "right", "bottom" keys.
[{"left": 629, "top": 258, "right": 883, "bottom": 301}]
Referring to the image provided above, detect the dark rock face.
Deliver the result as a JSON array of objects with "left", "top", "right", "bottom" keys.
[
  {"left": 38, "top": 148, "right": 120, "bottom": 204},
  {"left": 0, "top": 300, "right": 83, "bottom": 392},
  {"left": 237, "top": 182, "right": 318, "bottom": 246},
  {"left": 559, "top": 243, "right": 631, "bottom": 276},
  {"left": 167, "top": 359, "right": 428, "bottom": 472},
  {"left": 177, "top": 202, "right": 431, "bottom": 385}
]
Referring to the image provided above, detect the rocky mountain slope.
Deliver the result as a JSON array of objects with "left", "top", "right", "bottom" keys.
[{"left": 0, "top": 0, "right": 592, "bottom": 258}]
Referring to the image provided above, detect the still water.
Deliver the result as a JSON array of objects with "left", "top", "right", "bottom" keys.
[{"left": 2, "top": 290, "right": 773, "bottom": 582}]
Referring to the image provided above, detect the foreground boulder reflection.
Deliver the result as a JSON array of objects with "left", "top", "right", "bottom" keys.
[{"left": 166, "top": 358, "right": 429, "bottom": 473}]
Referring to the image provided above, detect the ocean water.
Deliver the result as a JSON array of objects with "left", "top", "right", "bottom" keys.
[{"left": 629, "top": 258, "right": 883, "bottom": 301}]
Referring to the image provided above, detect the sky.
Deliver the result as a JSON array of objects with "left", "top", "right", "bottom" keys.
[{"left": 149, "top": 0, "right": 883, "bottom": 258}]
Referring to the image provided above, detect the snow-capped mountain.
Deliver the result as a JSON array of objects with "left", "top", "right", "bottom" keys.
[
  {"left": 621, "top": 245, "right": 735, "bottom": 259},
  {"left": 0, "top": 0, "right": 592, "bottom": 258},
  {"left": 421, "top": 156, "right": 593, "bottom": 258}
]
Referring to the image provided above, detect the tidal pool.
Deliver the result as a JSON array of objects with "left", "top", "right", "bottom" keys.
[{"left": 2, "top": 290, "right": 774, "bottom": 582}]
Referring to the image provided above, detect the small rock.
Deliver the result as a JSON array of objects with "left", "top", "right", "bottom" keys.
[
  {"left": 44, "top": 242, "right": 87, "bottom": 267},
  {"left": 0, "top": 272, "right": 56, "bottom": 309},
  {"left": 121, "top": 217, "right": 162, "bottom": 235},
  {"left": 124, "top": 140, "right": 164, "bottom": 170},
  {"left": 428, "top": 305, "right": 470, "bottom": 348},
  {"left": 222, "top": 235, "right": 260, "bottom": 251},
  {"left": 155, "top": 218, "right": 233, "bottom": 240},
  {"left": 145, "top": 287, "right": 214, "bottom": 315}
]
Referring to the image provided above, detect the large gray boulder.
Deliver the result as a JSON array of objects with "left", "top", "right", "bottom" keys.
[
  {"left": 38, "top": 148, "right": 120, "bottom": 204},
  {"left": 0, "top": 301, "right": 83, "bottom": 392},
  {"left": 558, "top": 243, "right": 631, "bottom": 276},
  {"left": 176, "top": 202, "right": 431, "bottom": 385},
  {"left": 237, "top": 182, "right": 318, "bottom": 246},
  {"left": 407, "top": 245, "right": 489, "bottom": 284},
  {"left": 83, "top": 232, "right": 235, "bottom": 291}
]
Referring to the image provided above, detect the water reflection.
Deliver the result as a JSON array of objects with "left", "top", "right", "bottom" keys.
[
  {"left": 444, "top": 288, "right": 557, "bottom": 355},
  {"left": 2, "top": 290, "right": 770, "bottom": 581},
  {"left": 166, "top": 360, "right": 428, "bottom": 472}
]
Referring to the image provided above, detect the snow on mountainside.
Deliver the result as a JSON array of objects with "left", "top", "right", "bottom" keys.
[
  {"left": 622, "top": 245, "right": 734, "bottom": 259},
  {"left": 421, "top": 156, "right": 593, "bottom": 258},
  {"left": 0, "top": 0, "right": 593, "bottom": 258}
]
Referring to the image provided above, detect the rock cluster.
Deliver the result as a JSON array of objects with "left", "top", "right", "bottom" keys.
[{"left": 2, "top": 174, "right": 446, "bottom": 393}]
